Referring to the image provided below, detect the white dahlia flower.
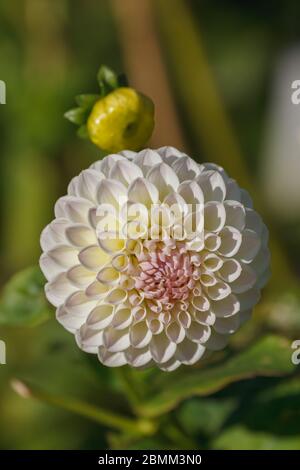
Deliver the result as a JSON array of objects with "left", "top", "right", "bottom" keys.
[{"left": 40, "top": 147, "right": 270, "bottom": 371}]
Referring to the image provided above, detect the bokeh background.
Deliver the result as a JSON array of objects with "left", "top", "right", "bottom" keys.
[{"left": 1, "top": 0, "right": 300, "bottom": 450}]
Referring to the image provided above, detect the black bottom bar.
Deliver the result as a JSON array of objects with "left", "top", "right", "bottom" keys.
[{"left": 0, "top": 450, "right": 299, "bottom": 467}]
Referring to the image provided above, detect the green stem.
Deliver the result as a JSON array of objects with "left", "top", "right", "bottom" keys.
[
  {"left": 116, "top": 367, "right": 142, "bottom": 409},
  {"left": 11, "top": 379, "right": 155, "bottom": 437},
  {"left": 162, "top": 421, "right": 198, "bottom": 449}
]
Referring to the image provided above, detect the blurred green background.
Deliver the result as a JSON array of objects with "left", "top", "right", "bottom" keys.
[{"left": 1, "top": 0, "right": 300, "bottom": 450}]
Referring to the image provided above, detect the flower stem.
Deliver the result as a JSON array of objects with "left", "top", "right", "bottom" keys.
[
  {"left": 11, "top": 379, "right": 156, "bottom": 437},
  {"left": 115, "top": 367, "right": 143, "bottom": 409},
  {"left": 161, "top": 419, "right": 198, "bottom": 449}
]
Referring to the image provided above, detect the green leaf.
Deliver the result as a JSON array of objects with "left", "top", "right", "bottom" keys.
[
  {"left": 77, "top": 124, "right": 89, "bottom": 139},
  {"left": 137, "top": 335, "right": 296, "bottom": 418},
  {"left": 212, "top": 425, "right": 300, "bottom": 450},
  {"left": 0, "top": 266, "right": 51, "bottom": 327},
  {"left": 75, "top": 94, "right": 100, "bottom": 110},
  {"left": 216, "top": 376, "right": 300, "bottom": 442},
  {"left": 97, "top": 65, "right": 119, "bottom": 95},
  {"left": 64, "top": 107, "right": 86, "bottom": 125},
  {"left": 177, "top": 397, "right": 237, "bottom": 437}
]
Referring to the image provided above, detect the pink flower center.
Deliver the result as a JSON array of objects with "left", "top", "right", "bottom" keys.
[{"left": 134, "top": 246, "right": 196, "bottom": 308}]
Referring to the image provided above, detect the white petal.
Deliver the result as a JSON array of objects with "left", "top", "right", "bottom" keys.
[
  {"left": 250, "top": 247, "right": 270, "bottom": 276},
  {"left": 127, "top": 177, "right": 159, "bottom": 206},
  {"left": 133, "top": 149, "right": 162, "bottom": 174},
  {"left": 111, "top": 306, "right": 133, "bottom": 330},
  {"left": 210, "top": 294, "right": 240, "bottom": 318},
  {"left": 202, "top": 253, "right": 223, "bottom": 272},
  {"left": 86, "top": 304, "right": 114, "bottom": 329},
  {"left": 109, "top": 159, "right": 143, "bottom": 186},
  {"left": 206, "top": 281, "right": 231, "bottom": 300},
  {"left": 230, "top": 265, "right": 256, "bottom": 293},
  {"left": 157, "top": 146, "right": 183, "bottom": 164},
  {"left": 245, "top": 208, "right": 263, "bottom": 235},
  {"left": 147, "top": 162, "right": 179, "bottom": 199},
  {"left": 150, "top": 332, "right": 176, "bottom": 364},
  {"left": 172, "top": 155, "right": 200, "bottom": 181},
  {"left": 67, "top": 176, "right": 80, "bottom": 197},
  {"left": 103, "top": 326, "right": 130, "bottom": 352},
  {"left": 119, "top": 150, "right": 136, "bottom": 160},
  {"left": 151, "top": 204, "right": 173, "bottom": 229},
  {"left": 98, "top": 235, "right": 125, "bottom": 255},
  {"left": 91, "top": 154, "right": 127, "bottom": 176},
  {"left": 40, "top": 253, "right": 64, "bottom": 281},
  {"left": 129, "top": 321, "right": 152, "bottom": 348},
  {"left": 225, "top": 179, "right": 241, "bottom": 201},
  {"left": 177, "top": 310, "right": 192, "bottom": 329},
  {"left": 166, "top": 322, "right": 185, "bottom": 344},
  {"left": 204, "top": 233, "right": 221, "bottom": 252},
  {"left": 65, "top": 291, "right": 97, "bottom": 317},
  {"left": 218, "top": 226, "right": 242, "bottom": 257},
  {"left": 186, "top": 321, "right": 211, "bottom": 343},
  {"left": 204, "top": 202, "right": 226, "bottom": 232},
  {"left": 76, "top": 324, "right": 104, "bottom": 353},
  {"left": 78, "top": 245, "right": 110, "bottom": 270},
  {"left": 97, "top": 179, "right": 127, "bottom": 208},
  {"left": 124, "top": 219, "right": 148, "bottom": 240},
  {"left": 192, "top": 280, "right": 202, "bottom": 296},
  {"left": 40, "top": 218, "right": 69, "bottom": 251},
  {"left": 147, "top": 318, "right": 164, "bottom": 335},
  {"left": 125, "top": 346, "right": 152, "bottom": 367},
  {"left": 56, "top": 306, "right": 84, "bottom": 333},
  {"left": 238, "top": 288, "right": 260, "bottom": 311},
  {"left": 205, "top": 330, "right": 229, "bottom": 351},
  {"left": 197, "top": 170, "right": 226, "bottom": 202},
  {"left": 97, "top": 266, "right": 119, "bottom": 285},
  {"left": 200, "top": 272, "right": 217, "bottom": 287},
  {"left": 224, "top": 200, "right": 246, "bottom": 231},
  {"left": 202, "top": 162, "right": 229, "bottom": 182},
  {"left": 178, "top": 181, "right": 204, "bottom": 205},
  {"left": 128, "top": 289, "right": 144, "bottom": 307},
  {"left": 163, "top": 192, "right": 188, "bottom": 222},
  {"left": 47, "top": 244, "right": 79, "bottom": 268},
  {"left": 98, "top": 347, "right": 127, "bottom": 367},
  {"left": 105, "top": 288, "right": 127, "bottom": 305},
  {"left": 191, "top": 253, "right": 202, "bottom": 267},
  {"left": 55, "top": 196, "right": 94, "bottom": 225},
  {"left": 85, "top": 280, "right": 109, "bottom": 298},
  {"left": 67, "top": 265, "right": 95, "bottom": 288},
  {"left": 45, "top": 273, "right": 77, "bottom": 307},
  {"left": 111, "top": 254, "right": 129, "bottom": 272},
  {"left": 132, "top": 305, "right": 147, "bottom": 322},
  {"left": 68, "top": 169, "right": 104, "bottom": 203},
  {"left": 159, "top": 358, "right": 181, "bottom": 371},
  {"left": 257, "top": 267, "right": 271, "bottom": 289},
  {"left": 214, "top": 314, "right": 240, "bottom": 334},
  {"left": 238, "top": 229, "right": 261, "bottom": 263},
  {"left": 175, "top": 337, "right": 206, "bottom": 365},
  {"left": 219, "top": 259, "right": 242, "bottom": 283},
  {"left": 186, "top": 235, "right": 205, "bottom": 251},
  {"left": 192, "top": 295, "right": 210, "bottom": 312},
  {"left": 88, "top": 208, "right": 99, "bottom": 229},
  {"left": 240, "top": 188, "right": 253, "bottom": 208},
  {"left": 194, "top": 309, "right": 216, "bottom": 326},
  {"left": 65, "top": 224, "right": 97, "bottom": 247}
]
